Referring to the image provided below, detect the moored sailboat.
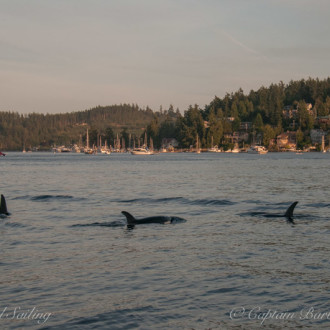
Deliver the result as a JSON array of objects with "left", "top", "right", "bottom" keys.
[
  {"left": 84, "top": 128, "right": 94, "bottom": 154},
  {"left": 131, "top": 132, "right": 154, "bottom": 155},
  {"left": 131, "top": 147, "right": 153, "bottom": 155},
  {"left": 208, "top": 136, "right": 221, "bottom": 152},
  {"left": 195, "top": 134, "right": 201, "bottom": 153}
]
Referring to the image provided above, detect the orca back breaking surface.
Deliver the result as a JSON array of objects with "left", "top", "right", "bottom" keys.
[
  {"left": 239, "top": 201, "right": 299, "bottom": 222},
  {"left": 121, "top": 211, "right": 136, "bottom": 227},
  {"left": 121, "top": 211, "right": 186, "bottom": 228},
  {"left": 284, "top": 201, "right": 298, "bottom": 220},
  {"left": 0, "top": 194, "right": 10, "bottom": 216}
]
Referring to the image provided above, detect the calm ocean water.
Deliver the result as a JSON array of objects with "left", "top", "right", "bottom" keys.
[{"left": 0, "top": 152, "right": 329, "bottom": 329}]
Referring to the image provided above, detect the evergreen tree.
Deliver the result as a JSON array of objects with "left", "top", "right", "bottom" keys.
[
  {"left": 263, "top": 124, "right": 275, "bottom": 147},
  {"left": 206, "top": 109, "right": 223, "bottom": 147},
  {"left": 254, "top": 113, "right": 264, "bottom": 132}
]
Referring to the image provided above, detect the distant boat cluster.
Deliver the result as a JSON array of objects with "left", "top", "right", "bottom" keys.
[
  {"left": 50, "top": 130, "right": 270, "bottom": 155},
  {"left": 49, "top": 138, "right": 330, "bottom": 155},
  {"left": 51, "top": 129, "right": 157, "bottom": 155},
  {"left": 16, "top": 130, "right": 329, "bottom": 156}
]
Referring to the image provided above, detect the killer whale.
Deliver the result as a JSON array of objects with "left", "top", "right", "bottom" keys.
[
  {"left": 0, "top": 194, "right": 10, "bottom": 216},
  {"left": 246, "top": 201, "right": 298, "bottom": 222},
  {"left": 121, "top": 211, "right": 186, "bottom": 228}
]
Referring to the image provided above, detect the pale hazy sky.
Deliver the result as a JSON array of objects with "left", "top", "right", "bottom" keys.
[{"left": 1, "top": 0, "right": 330, "bottom": 114}]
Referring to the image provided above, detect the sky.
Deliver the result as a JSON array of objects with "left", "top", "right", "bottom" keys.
[{"left": 1, "top": 0, "right": 330, "bottom": 114}]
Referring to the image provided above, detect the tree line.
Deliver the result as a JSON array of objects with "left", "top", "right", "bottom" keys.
[
  {"left": 0, "top": 104, "right": 179, "bottom": 150},
  {"left": 147, "top": 78, "right": 330, "bottom": 150},
  {"left": 0, "top": 78, "right": 329, "bottom": 150}
]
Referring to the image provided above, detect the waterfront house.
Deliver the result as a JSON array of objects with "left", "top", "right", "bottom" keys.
[
  {"left": 240, "top": 122, "right": 253, "bottom": 131},
  {"left": 316, "top": 115, "right": 330, "bottom": 126},
  {"left": 310, "top": 129, "right": 327, "bottom": 144},
  {"left": 277, "top": 131, "right": 297, "bottom": 150},
  {"left": 282, "top": 103, "right": 314, "bottom": 119},
  {"left": 161, "top": 138, "right": 178, "bottom": 150},
  {"left": 282, "top": 105, "right": 298, "bottom": 119},
  {"left": 204, "top": 121, "right": 210, "bottom": 129},
  {"left": 306, "top": 103, "right": 315, "bottom": 117},
  {"left": 224, "top": 132, "right": 249, "bottom": 143},
  {"left": 224, "top": 132, "right": 239, "bottom": 144}
]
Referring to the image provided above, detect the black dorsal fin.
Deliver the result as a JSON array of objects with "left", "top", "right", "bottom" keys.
[
  {"left": 284, "top": 201, "right": 298, "bottom": 219},
  {"left": 0, "top": 194, "right": 9, "bottom": 215},
  {"left": 121, "top": 211, "right": 136, "bottom": 226}
]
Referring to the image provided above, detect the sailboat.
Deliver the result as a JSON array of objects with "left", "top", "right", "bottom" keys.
[
  {"left": 113, "top": 134, "right": 121, "bottom": 152},
  {"left": 195, "top": 134, "right": 201, "bottom": 153},
  {"left": 84, "top": 129, "right": 94, "bottom": 154},
  {"left": 104, "top": 140, "right": 111, "bottom": 154},
  {"left": 208, "top": 136, "right": 221, "bottom": 152},
  {"left": 231, "top": 143, "right": 240, "bottom": 153},
  {"left": 131, "top": 132, "right": 153, "bottom": 155},
  {"left": 72, "top": 134, "right": 82, "bottom": 153},
  {"left": 248, "top": 131, "right": 267, "bottom": 154},
  {"left": 98, "top": 136, "right": 111, "bottom": 154}
]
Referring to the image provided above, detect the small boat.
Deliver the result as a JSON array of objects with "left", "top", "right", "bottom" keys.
[
  {"left": 208, "top": 146, "right": 221, "bottom": 152},
  {"left": 247, "top": 145, "right": 268, "bottom": 154},
  {"left": 100, "top": 149, "right": 111, "bottom": 155},
  {"left": 0, "top": 151, "right": 6, "bottom": 156},
  {"left": 131, "top": 133, "right": 154, "bottom": 155},
  {"left": 160, "top": 147, "right": 167, "bottom": 153},
  {"left": 84, "top": 148, "right": 93, "bottom": 154},
  {"left": 131, "top": 147, "right": 153, "bottom": 155},
  {"left": 61, "top": 147, "right": 71, "bottom": 153},
  {"left": 231, "top": 144, "right": 240, "bottom": 153},
  {"left": 72, "top": 144, "right": 81, "bottom": 153},
  {"left": 208, "top": 138, "right": 221, "bottom": 152}
]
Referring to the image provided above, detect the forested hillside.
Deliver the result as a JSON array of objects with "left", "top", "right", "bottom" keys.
[
  {"left": 0, "top": 104, "right": 179, "bottom": 150},
  {"left": 1, "top": 78, "right": 329, "bottom": 151},
  {"left": 147, "top": 78, "right": 330, "bottom": 149}
]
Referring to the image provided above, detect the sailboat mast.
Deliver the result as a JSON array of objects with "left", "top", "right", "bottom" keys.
[{"left": 150, "top": 137, "right": 153, "bottom": 150}]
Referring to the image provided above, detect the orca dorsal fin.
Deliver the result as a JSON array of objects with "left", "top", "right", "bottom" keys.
[
  {"left": 284, "top": 201, "right": 298, "bottom": 219},
  {"left": 0, "top": 194, "right": 9, "bottom": 215},
  {"left": 121, "top": 211, "right": 136, "bottom": 226}
]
